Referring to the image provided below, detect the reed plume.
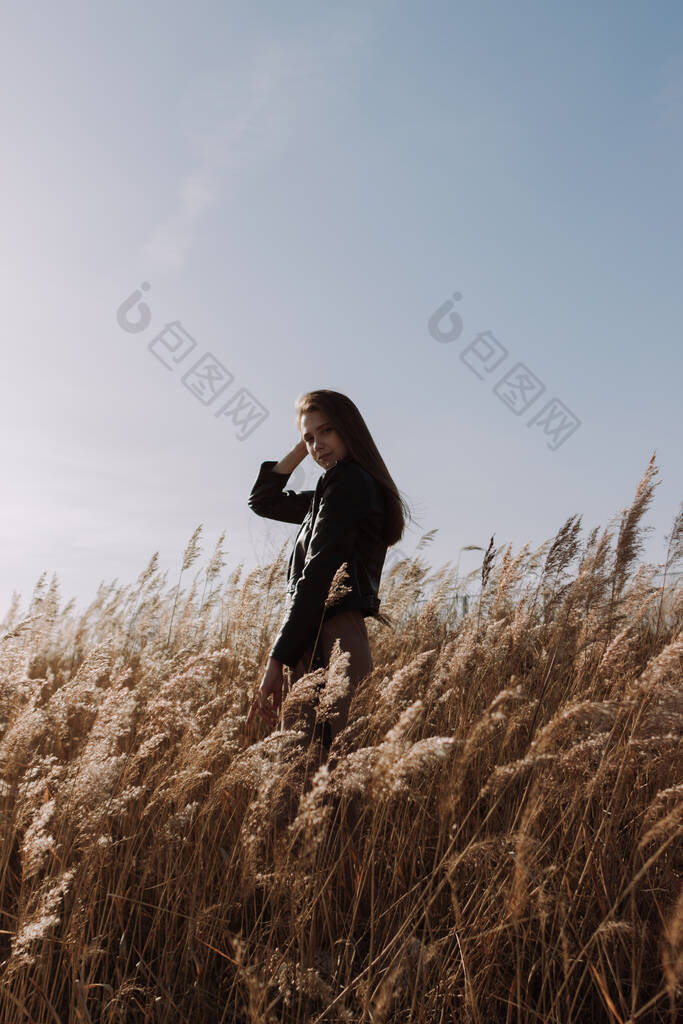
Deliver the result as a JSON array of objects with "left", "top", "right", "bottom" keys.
[{"left": 0, "top": 457, "right": 680, "bottom": 1022}]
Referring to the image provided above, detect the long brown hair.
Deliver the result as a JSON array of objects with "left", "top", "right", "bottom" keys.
[{"left": 294, "top": 390, "right": 415, "bottom": 547}]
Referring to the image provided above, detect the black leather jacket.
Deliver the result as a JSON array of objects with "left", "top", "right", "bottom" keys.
[{"left": 248, "top": 455, "right": 388, "bottom": 669}]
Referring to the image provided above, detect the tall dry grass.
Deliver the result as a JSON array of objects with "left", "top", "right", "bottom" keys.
[{"left": 0, "top": 454, "right": 681, "bottom": 1023}]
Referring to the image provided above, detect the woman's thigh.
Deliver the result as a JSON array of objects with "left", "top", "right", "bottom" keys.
[
  {"left": 318, "top": 610, "right": 374, "bottom": 744},
  {"left": 289, "top": 611, "right": 373, "bottom": 682},
  {"left": 319, "top": 610, "right": 373, "bottom": 684},
  {"left": 285, "top": 610, "right": 374, "bottom": 745}
]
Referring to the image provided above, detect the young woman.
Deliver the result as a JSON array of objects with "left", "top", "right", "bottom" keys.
[{"left": 246, "top": 390, "right": 412, "bottom": 750}]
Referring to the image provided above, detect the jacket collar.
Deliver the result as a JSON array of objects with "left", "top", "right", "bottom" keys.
[{"left": 322, "top": 453, "right": 352, "bottom": 473}]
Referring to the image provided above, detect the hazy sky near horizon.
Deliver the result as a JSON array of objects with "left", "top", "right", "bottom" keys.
[{"left": 2, "top": 0, "right": 681, "bottom": 620}]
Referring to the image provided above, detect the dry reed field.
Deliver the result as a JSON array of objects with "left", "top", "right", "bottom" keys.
[{"left": 0, "top": 454, "right": 681, "bottom": 1023}]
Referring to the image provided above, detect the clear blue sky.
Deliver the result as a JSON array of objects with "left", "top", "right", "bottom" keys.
[{"left": 2, "top": 0, "right": 681, "bottom": 618}]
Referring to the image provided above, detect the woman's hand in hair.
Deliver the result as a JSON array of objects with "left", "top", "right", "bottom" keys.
[
  {"left": 273, "top": 438, "right": 309, "bottom": 476},
  {"left": 247, "top": 657, "right": 284, "bottom": 727}
]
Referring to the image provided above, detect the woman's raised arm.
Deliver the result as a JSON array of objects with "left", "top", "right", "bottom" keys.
[{"left": 247, "top": 440, "right": 314, "bottom": 524}]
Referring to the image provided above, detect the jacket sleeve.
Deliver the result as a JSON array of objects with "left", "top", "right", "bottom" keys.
[
  {"left": 248, "top": 460, "right": 315, "bottom": 525},
  {"left": 270, "top": 465, "right": 371, "bottom": 668}
]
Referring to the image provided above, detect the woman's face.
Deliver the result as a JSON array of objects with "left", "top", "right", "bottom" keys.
[{"left": 300, "top": 410, "right": 348, "bottom": 469}]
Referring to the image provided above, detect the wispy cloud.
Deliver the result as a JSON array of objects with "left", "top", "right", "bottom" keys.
[{"left": 141, "top": 14, "right": 376, "bottom": 275}]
